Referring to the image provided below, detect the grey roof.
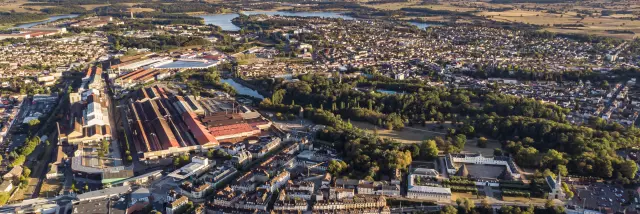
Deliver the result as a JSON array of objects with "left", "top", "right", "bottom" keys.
[
  {"left": 73, "top": 198, "right": 109, "bottom": 214},
  {"left": 131, "top": 187, "right": 151, "bottom": 200},
  {"left": 76, "top": 186, "right": 131, "bottom": 201}
]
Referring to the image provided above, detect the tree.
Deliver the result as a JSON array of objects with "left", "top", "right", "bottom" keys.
[
  {"left": 595, "top": 158, "right": 614, "bottom": 178},
  {"left": 461, "top": 124, "right": 475, "bottom": 136},
  {"left": 618, "top": 159, "right": 638, "bottom": 179},
  {"left": 477, "top": 137, "right": 488, "bottom": 148},
  {"left": 411, "top": 144, "right": 420, "bottom": 158},
  {"left": 516, "top": 147, "right": 539, "bottom": 167},
  {"left": 461, "top": 198, "right": 475, "bottom": 212},
  {"left": 71, "top": 182, "right": 78, "bottom": 193},
  {"left": 420, "top": 140, "right": 439, "bottom": 160},
  {"left": 327, "top": 160, "right": 347, "bottom": 176},
  {"left": 557, "top": 165, "right": 568, "bottom": 176},
  {"left": 481, "top": 198, "right": 491, "bottom": 210},
  {"left": 27, "top": 118, "right": 40, "bottom": 129},
  {"left": 0, "top": 193, "right": 9, "bottom": 206},
  {"left": 541, "top": 149, "right": 566, "bottom": 168},
  {"left": 22, "top": 167, "right": 31, "bottom": 177},
  {"left": 494, "top": 148, "right": 503, "bottom": 156},
  {"left": 11, "top": 155, "right": 26, "bottom": 167},
  {"left": 545, "top": 199, "right": 555, "bottom": 209},
  {"left": 441, "top": 205, "right": 457, "bottom": 214},
  {"left": 453, "top": 134, "right": 466, "bottom": 150}
]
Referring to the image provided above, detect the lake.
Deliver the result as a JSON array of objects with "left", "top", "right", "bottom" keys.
[
  {"left": 221, "top": 78, "right": 265, "bottom": 99},
  {"left": 198, "top": 11, "right": 353, "bottom": 31},
  {"left": 408, "top": 21, "right": 435, "bottom": 30},
  {"left": 199, "top": 12, "right": 435, "bottom": 31},
  {"left": 13, "top": 14, "right": 79, "bottom": 29}
]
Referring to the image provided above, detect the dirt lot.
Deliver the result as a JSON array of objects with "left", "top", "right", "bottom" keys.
[{"left": 40, "top": 178, "right": 63, "bottom": 198}]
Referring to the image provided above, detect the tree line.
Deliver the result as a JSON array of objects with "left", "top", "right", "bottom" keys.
[
  {"left": 0, "top": 12, "right": 48, "bottom": 26},
  {"left": 256, "top": 74, "right": 639, "bottom": 181},
  {"left": 111, "top": 34, "right": 211, "bottom": 51}
]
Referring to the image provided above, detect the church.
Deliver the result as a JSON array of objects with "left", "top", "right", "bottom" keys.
[{"left": 546, "top": 174, "right": 566, "bottom": 200}]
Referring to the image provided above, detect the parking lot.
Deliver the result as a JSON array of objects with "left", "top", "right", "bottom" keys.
[{"left": 568, "top": 182, "right": 630, "bottom": 212}]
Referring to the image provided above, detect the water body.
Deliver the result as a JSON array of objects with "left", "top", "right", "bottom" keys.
[
  {"left": 198, "top": 11, "right": 353, "bottom": 31},
  {"left": 13, "top": 14, "right": 79, "bottom": 29},
  {"left": 221, "top": 78, "right": 265, "bottom": 99},
  {"left": 376, "top": 89, "right": 405, "bottom": 95},
  {"left": 408, "top": 21, "right": 434, "bottom": 30}
]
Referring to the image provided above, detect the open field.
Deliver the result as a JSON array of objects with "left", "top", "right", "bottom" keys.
[
  {"left": 79, "top": 4, "right": 109, "bottom": 10},
  {"left": 40, "top": 178, "right": 63, "bottom": 198},
  {"left": 352, "top": 121, "right": 448, "bottom": 144},
  {"left": 452, "top": 192, "right": 478, "bottom": 201},
  {"left": 363, "top": 2, "right": 478, "bottom": 12},
  {"left": 478, "top": 9, "right": 640, "bottom": 39},
  {"left": 129, "top": 7, "right": 155, "bottom": 13},
  {"left": 503, "top": 196, "right": 553, "bottom": 204},
  {"left": 352, "top": 121, "right": 501, "bottom": 156},
  {"left": 0, "top": 0, "right": 31, "bottom": 12},
  {"left": 360, "top": 1, "right": 640, "bottom": 40}
]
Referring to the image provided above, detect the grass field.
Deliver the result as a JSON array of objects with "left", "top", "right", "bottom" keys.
[
  {"left": 352, "top": 121, "right": 448, "bottom": 144},
  {"left": 79, "top": 4, "right": 109, "bottom": 10},
  {"left": 0, "top": 0, "right": 31, "bottom": 12},
  {"left": 352, "top": 121, "right": 501, "bottom": 156},
  {"left": 452, "top": 192, "right": 478, "bottom": 201},
  {"left": 478, "top": 9, "right": 640, "bottom": 39},
  {"left": 364, "top": 2, "right": 478, "bottom": 12},
  {"left": 362, "top": 1, "right": 639, "bottom": 40}
]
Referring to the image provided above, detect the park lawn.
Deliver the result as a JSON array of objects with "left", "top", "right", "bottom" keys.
[
  {"left": 503, "top": 196, "right": 551, "bottom": 205},
  {"left": 452, "top": 192, "right": 478, "bottom": 202},
  {"left": 351, "top": 121, "right": 446, "bottom": 144},
  {"left": 352, "top": 121, "right": 500, "bottom": 156}
]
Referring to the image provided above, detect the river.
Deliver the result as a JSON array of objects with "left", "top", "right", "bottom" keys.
[
  {"left": 198, "top": 11, "right": 353, "bottom": 31},
  {"left": 221, "top": 78, "right": 265, "bottom": 99},
  {"left": 13, "top": 14, "right": 79, "bottom": 29}
]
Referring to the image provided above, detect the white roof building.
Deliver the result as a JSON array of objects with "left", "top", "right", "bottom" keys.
[{"left": 168, "top": 157, "right": 213, "bottom": 181}]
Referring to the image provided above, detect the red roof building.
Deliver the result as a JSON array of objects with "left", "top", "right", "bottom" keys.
[{"left": 182, "top": 112, "right": 218, "bottom": 145}]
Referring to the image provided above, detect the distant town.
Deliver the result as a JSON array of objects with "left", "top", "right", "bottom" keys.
[{"left": 0, "top": 1, "right": 638, "bottom": 214}]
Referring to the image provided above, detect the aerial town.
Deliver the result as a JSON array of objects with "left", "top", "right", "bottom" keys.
[{"left": 0, "top": 0, "right": 638, "bottom": 214}]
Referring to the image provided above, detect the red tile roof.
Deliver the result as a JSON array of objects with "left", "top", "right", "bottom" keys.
[
  {"left": 182, "top": 112, "right": 218, "bottom": 145},
  {"left": 209, "top": 123, "right": 256, "bottom": 137}
]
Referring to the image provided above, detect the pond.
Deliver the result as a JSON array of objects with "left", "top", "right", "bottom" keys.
[
  {"left": 198, "top": 11, "right": 353, "bottom": 31},
  {"left": 221, "top": 78, "right": 265, "bottom": 99},
  {"left": 376, "top": 89, "right": 405, "bottom": 95},
  {"left": 408, "top": 21, "right": 436, "bottom": 30},
  {"left": 13, "top": 14, "right": 79, "bottom": 29}
]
